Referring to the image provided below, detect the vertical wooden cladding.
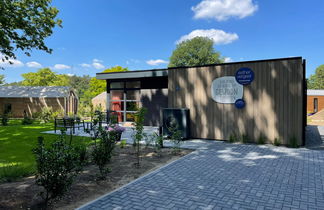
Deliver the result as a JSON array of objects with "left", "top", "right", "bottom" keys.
[{"left": 168, "top": 58, "right": 304, "bottom": 145}]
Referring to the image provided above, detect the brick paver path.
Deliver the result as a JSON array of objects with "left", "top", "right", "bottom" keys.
[{"left": 78, "top": 142, "right": 324, "bottom": 210}]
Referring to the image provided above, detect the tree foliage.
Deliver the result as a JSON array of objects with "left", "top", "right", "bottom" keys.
[
  {"left": 21, "top": 68, "right": 69, "bottom": 86},
  {"left": 0, "top": 74, "right": 5, "bottom": 85},
  {"left": 84, "top": 66, "right": 128, "bottom": 103},
  {"left": 307, "top": 65, "right": 324, "bottom": 89},
  {"left": 0, "top": 0, "right": 62, "bottom": 64},
  {"left": 168, "top": 37, "right": 224, "bottom": 68}
]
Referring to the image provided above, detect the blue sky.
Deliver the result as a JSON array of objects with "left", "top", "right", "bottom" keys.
[{"left": 1, "top": 0, "right": 324, "bottom": 83}]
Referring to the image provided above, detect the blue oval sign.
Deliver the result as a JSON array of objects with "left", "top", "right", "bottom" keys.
[
  {"left": 235, "top": 67, "right": 254, "bottom": 85},
  {"left": 235, "top": 99, "right": 245, "bottom": 109}
]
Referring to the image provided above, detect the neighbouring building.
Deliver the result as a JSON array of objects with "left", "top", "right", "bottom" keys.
[
  {"left": 307, "top": 89, "right": 324, "bottom": 113},
  {"left": 96, "top": 57, "right": 306, "bottom": 146},
  {"left": 0, "top": 86, "right": 78, "bottom": 117}
]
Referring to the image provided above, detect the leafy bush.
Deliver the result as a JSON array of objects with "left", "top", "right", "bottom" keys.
[
  {"left": 91, "top": 127, "right": 115, "bottom": 179},
  {"left": 120, "top": 139, "right": 127, "bottom": 148},
  {"left": 152, "top": 132, "right": 164, "bottom": 155},
  {"left": 33, "top": 135, "right": 86, "bottom": 206},
  {"left": 168, "top": 123, "right": 182, "bottom": 154},
  {"left": 241, "top": 134, "right": 250, "bottom": 143},
  {"left": 132, "top": 107, "right": 147, "bottom": 167},
  {"left": 0, "top": 163, "right": 32, "bottom": 183},
  {"left": 257, "top": 134, "right": 266, "bottom": 144},
  {"left": 288, "top": 136, "right": 299, "bottom": 148},
  {"left": 21, "top": 112, "right": 33, "bottom": 125},
  {"left": 37, "top": 107, "right": 54, "bottom": 123},
  {"left": 1, "top": 113, "right": 9, "bottom": 126},
  {"left": 274, "top": 138, "right": 281, "bottom": 146},
  {"left": 229, "top": 133, "right": 239, "bottom": 143}
]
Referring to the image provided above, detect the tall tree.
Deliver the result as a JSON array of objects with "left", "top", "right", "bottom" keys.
[
  {"left": 169, "top": 37, "right": 223, "bottom": 68},
  {"left": 21, "top": 68, "right": 69, "bottom": 86},
  {"left": 0, "top": 0, "right": 61, "bottom": 65},
  {"left": 307, "top": 64, "right": 324, "bottom": 89},
  {"left": 84, "top": 66, "right": 128, "bottom": 103},
  {"left": 0, "top": 74, "right": 5, "bottom": 85}
]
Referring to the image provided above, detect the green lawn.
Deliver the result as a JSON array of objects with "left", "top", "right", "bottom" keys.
[{"left": 0, "top": 120, "right": 91, "bottom": 180}]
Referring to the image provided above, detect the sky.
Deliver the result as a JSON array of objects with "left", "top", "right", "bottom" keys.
[{"left": 1, "top": 0, "right": 324, "bottom": 83}]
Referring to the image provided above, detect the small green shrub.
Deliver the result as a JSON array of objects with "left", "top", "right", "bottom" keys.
[
  {"left": 0, "top": 163, "right": 32, "bottom": 183},
  {"left": 274, "top": 138, "right": 281, "bottom": 146},
  {"left": 91, "top": 128, "right": 115, "bottom": 179},
  {"left": 241, "top": 134, "right": 250, "bottom": 143},
  {"left": 120, "top": 139, "right": 127, "bottom": 148},
  {"left": 257, "top": 134, "right": 266, "bottom": 144},
  {"left": 21, "top": 112, "right": 33, "bottom": 125},
  {"left": 229, "top": 133, "right": 239, "bottom": 143},
  {"left": 168, "top": 124, "right": 182, "bottom": 154},
  {"left": 37, "top": 107, "right": 54, "bottom": 123},
  {"left": 33, "top": 135, "right": 86, "bottom": 206},
  {"left": 1, "top": 114, "right": 9, "bottom": 126},
  {"left": 288, "top": 136, "right": 299, "bottom": 148}
]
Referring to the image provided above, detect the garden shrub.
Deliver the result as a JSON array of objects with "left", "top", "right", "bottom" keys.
[
  {"left": 288, "top": 136, "right": 299, "bottom": 148},
  {"left": 37, "top": 107, "right": 54, "bottom": 123},
  {"left": 241, "top": 134, "right": 250, "bottom": 143},
  {"left": 1, "top": 113, "right": 9, "bottom": 126},
  {"left": 257, "top": 134, "right": 266, "bottom": 144},
  {"left": 132, "top": 107, "right": 147, "bottom": 167},
  {"left": 274, "top": 138, "right": 281, "bottom": 146},
  {"left": 120, "top": 139, "right": 127, "bottom": 148},
  {"left": 152, "top": 132, "right": 164, "bottom": 155},
  {"left": 21, "top": 111, "right": 33, "bottom": 125},
  {"left": 91, "top": 127, "right": 115, "bottom": 179},
  {"left": 168, "top": 123, "right": 182, "bottom": 154},
  {"left": 33, "top": 135, "right": 86, "bottom": 207},
  {"left": 229, "top": 133, "right": 238, "bottom": 143}
]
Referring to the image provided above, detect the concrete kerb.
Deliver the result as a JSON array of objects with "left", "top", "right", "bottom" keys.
[{"left": 76, "top": 149, "right": 200, "bottom": 210}]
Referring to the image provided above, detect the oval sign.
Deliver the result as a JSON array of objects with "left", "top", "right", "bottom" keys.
[
  {"left": 211, "top": 76, "right": 243, "bottom": 104},
  {"left": 235, "top": 67, "right": 254, "bottom": 85},
  {"left": 235, "top": 99, "right": 245, "bottom": 109}
]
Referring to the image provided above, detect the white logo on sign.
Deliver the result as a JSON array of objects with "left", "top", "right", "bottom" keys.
[{"left": 211, "top": 76, "right": 243, "bottom": 103}]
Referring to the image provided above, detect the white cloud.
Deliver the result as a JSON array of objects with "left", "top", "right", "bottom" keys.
[
  {"left": 0, "top": 56, "right": 24, "bottom": 68},
  {"left": 224, "top": 57, "right": 233, "bottom": 62},
  {"left": 80, "top": 63, "right": 91, "bottom": 68},
  {"left": 53, "top": 64, "right": 71, "bottom": 70},
  {"left": 93, "top": 58, "right": 103, "bottom": 63},
  {"left": 146, "top": 59, "right": 168, "bottom": 66},
  {"left": 192, "top": 0, "right": 258, "bottom": 21},
  {"left": 177, "top": 29, "right": 238, "bottom": 45},
  {"left": 26, "top": 61, "right": 42, "bottom": 68},
  {"left": 67, "top": 73, "right": 75, "bottom": 77},
  {"left": 92, "top": 62, "right": 105, "bottom": 69}
]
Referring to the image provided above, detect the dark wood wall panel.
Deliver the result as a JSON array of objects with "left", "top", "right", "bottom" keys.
[{"left": 168, "top": 58, "right": 304, "bottom": 145}]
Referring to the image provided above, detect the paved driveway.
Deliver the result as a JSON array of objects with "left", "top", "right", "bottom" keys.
[{"left": 78, "top": 142, "right": 324, "bottom": 210}]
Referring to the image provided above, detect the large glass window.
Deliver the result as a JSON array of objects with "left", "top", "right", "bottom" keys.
[{"left": 109, "top": 81, "right": 141, "bottom": 122}]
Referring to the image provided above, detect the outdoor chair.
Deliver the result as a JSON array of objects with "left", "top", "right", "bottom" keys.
[{"left": 54, "top": 117, "right": 85, "bottom": 134}]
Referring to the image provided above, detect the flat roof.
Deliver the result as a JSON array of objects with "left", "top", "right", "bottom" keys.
[
  {"left": 307, "top": 90, "right": 324, "bottom": 96},
  {"left": 96, "top": 56, "right": 303, "bottom": 80}
]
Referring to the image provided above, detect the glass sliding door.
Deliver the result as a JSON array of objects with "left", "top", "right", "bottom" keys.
[{"left": 110, "top": 81, "right": 141, "bottom": 123}]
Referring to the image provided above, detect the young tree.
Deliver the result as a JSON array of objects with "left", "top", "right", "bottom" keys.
[
  {"left": 169, "top": 37, "right": 224, "bottom": 68},
  {"left": 0, "top": 0, "right": 62, "bottom": 66},
  {"left": 307, "top": 65, "right": 324, "bottom": 89}
]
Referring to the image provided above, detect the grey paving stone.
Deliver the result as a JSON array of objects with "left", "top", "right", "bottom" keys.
[{"left": 78, "top": 141, "right": 324, "bottom": 210}]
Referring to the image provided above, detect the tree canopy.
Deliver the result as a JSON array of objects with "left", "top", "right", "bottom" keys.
[
  {"left": 0, "top": 74, "right": 5, "bottom": 85},
  {"left": 307, "top": 64, "right": 324, "bottom": 89},
  {"left": 168, "top": 37, "right": 224, "bottom": 68},
  {"left": 83, "top": 66, "right": 128, "bottom": 103},
  {"left": 21, "top": 68, "right": 69, "bottom": 86},
  {"left": 0, "top": 0, "right": 61, "bottom": 64}
]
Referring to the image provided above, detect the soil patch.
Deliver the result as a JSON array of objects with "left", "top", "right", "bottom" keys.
[{"left": 0, "top": 145, "right": 192, "bottom": 210}]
